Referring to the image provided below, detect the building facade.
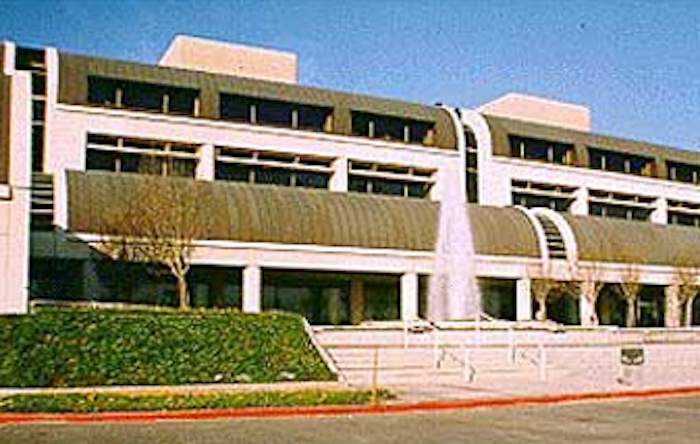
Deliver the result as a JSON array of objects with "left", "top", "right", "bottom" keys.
[{"left": 1, "top": 36, "right": 700, "bottom": 327}]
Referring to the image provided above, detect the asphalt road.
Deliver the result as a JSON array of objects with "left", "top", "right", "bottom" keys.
[{"left": 1, "top": 395, "right": 699, "bottom": 444}]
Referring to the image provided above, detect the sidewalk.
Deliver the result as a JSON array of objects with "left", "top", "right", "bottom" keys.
[{"left": 1, "top": 377, "right": 700, "bottom": 425}]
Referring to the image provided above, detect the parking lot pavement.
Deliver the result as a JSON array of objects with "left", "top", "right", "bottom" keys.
[{"left": 1, "top": 394, "right": 699, "bottom": 444}]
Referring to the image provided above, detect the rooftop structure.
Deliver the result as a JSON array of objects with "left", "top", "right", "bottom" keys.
[{"left": 159, "top": 35, "right": 299, "bottom": 83}]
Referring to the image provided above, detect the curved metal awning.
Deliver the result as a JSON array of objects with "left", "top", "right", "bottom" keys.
[
  {"left": 563, "top": 214, "right": 700, "bottom": 268},
  {"left": 66, "top": 171, "right": 541, "bottom": 257}
]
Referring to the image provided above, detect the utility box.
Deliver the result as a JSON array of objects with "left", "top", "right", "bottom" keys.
[
  {"left": 620, "top": 347, "right": 645, "bottom": 366},
  {"left": 618, "top": 346, "right": 645, "bottom": 385}
]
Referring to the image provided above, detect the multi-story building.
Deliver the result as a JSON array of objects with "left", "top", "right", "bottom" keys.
[{"left": 1, "top": 36, "right": 699, "bottom": 327}]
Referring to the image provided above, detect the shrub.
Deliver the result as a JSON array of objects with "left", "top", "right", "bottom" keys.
[{"left": 0, "top": 308, "right": 335, "bottom": 387}]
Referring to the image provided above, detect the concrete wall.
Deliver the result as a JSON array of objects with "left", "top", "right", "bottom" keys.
[
  {"left": 48, "top": 104, "right": 459, "bottom": 228},
  {"left": 478, "top": 154, "right": 700, "bottom": 223},
  {"left": 0, "top": 70, "right": 31, "bottom": 314}
]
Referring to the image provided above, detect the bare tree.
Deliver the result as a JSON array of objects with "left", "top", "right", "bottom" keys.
[
  {"left": 673, "top": 266, "right": 700, "bottom": 327},
  {"left": 528, "top": 264, "right": 562, "bottom": 322},
  {"left": 96, "top": 174, "right": 212, "bottom": 309},
  {"left": 575, "top": 262, "right": 605, "bottom": 326},
  {"left": 615, "top": 265, "right": 642, "bottom": 328}
]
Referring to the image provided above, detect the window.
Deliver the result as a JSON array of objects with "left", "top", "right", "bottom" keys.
[
  {"left": 220, "top": 95, "right": 255, "bottom": 122},
  {"left": 215, "top": 147, "right": 332, "bottom": 190},
  {"left": 256, "top": 99, "right": 294, "bottom": 127},
  {"left": 31, "top": 125, "right": 44, "bottom": 172},
  {"left": 32, "top": 101, "right": 45, "bottom": 124},
  {"left": 589, "top": 148, "right": 653, "bottom": 176},
  {"left": 15, "top": 47, "right": 45, "bottom": 71},
  {"left": 85, "top": 134, "right": 198, "bottom": 177},
  {"left": 508, "top": 135, "right": 574, "bottom": 165},
  {"left": 298, "top": 104, "right": 333, "bottom": 132},
  {"left": 31, "top": 73, "right": 47, "bottom": 96},
  {"left": 669, "top": 212, "right": 700, "bottom": 227},
  {"left": 667, "top": 200, "right": 700, "bottom": 228},
  {"left": 667, "top": 161, "right": 700, "bottom": 185},
  {"left": 589, "top": 203, "right": 650, "bottom": 221},
  {"left": 351, "top": 112, "right": 435, "bottom": 145},
  {"left": 87, "top": 77, "right": 200, "bottom": 116},
  {"left": 220, "top": 94, "right": 333, "bottom": 132}
]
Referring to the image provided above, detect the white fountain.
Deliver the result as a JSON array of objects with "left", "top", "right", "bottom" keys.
[{"left": 427, "top": 107, "right": 481, "bottom": 321}]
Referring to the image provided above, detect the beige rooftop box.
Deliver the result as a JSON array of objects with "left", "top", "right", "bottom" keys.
[
  {"left": 479, "top": 92, "right": 591, "bottom": 132},
  {"left": 159, "top": 35, "right": 298, "bottom": 84}
]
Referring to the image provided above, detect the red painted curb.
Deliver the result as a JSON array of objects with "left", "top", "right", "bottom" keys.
[{"left": 1, "top": 386, "right": 700, "bottom": 425}]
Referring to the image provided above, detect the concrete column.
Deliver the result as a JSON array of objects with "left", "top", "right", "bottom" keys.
[
  {"left": 329, "top": 156, "right": 348, "bottom": 192},
  {"left": 651, "top": 197, "right": 668, "bottom": 225},
  {"left": 516, "top": 278, "right": 532, "bottom": 321},
  {"left": 196, "top": 144, "right": 215, "bottom": 181},
  {"left": 665, "top": 284, "right": 680, "bottom": 328},
  {"left": 2, "top": 41, "right": 15, "bottom": 75},
  {"left": 242, "top": 265, "right": 261, "bottom": 313},
  {"left": 570, "top": 186, "right": 588, "bottom": 216},
  {"left": 324, "top": 288, "right": 342, "bottom": 325},
  {"left": 83, "top": 259, "right": 109, "bottom": 301},
  {"left": 401, "top": 272, "right": 419, "bottom": 321},
  {"left": 579, "top": 281, "right": 597, "bottom": 326},
  {"left": 349, "top": 280, "right": 365, "bottom": 325}
]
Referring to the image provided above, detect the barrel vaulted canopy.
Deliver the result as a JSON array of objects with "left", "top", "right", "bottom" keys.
[
  {"left": 66, "top": 171, "right": 700, "bottom": 267},
  {"left": 563, "top": 214, "right": 700, "bottom": 268}
]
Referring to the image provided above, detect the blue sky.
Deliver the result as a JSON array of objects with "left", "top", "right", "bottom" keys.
[{"left": 1, "top": 0, "right": 699, "bottom": 149}]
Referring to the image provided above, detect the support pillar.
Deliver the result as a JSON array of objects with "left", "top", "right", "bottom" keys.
[
  {"left": 651, "top": 197, "right": 668, "bottom": 225},
  {"left": 196, "top": 144, "right": 215, "bottom": 181},
  {"left": 329, "top": 156, "right": 348, "bottom": 192},
  {"left": 665, "top": 284, "right": 680, "bottom": 328},
  {"left": 242, "top": 265, "right": 261, "bottom": 313},
  {"left": 349, "top": 280, "right": 364, "bottom": 325},
  {"left": 579, "top": 281, "right": 597, "bottom": 326},
  {"left": 570, "top": 187, "right": 588, "bottom": 216},
  {"left": 516, "top": 278, "right": 532, "bottom": 321},
  {"left": 401, "top": 272, "right": 419, "bottom": 321}
]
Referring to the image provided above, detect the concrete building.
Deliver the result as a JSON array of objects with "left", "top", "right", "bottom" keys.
[{"left": 1, "top": 36, "right": 699, "bottom": 327}]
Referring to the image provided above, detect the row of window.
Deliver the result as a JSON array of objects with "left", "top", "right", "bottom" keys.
[
  {"left": 16, "top": 47, "right": 48, "bottom": 173},
  {"left": 86, "top": 135, "right": 198, "bottom": 177},
  {"left": 513, "top": 191, "right": 656, "bottom": 222},
  {"left": 215, "top": 147, "right": 332, "bottom": 189},
  {"left": 508, "top": 135, "right": 700, "bottom": 185},
  {"left": 351, "top": 112, "right": 435, "bottom": 145},
  {"left": 513, "top": 180, "right": 700, "bottom": 229},
  {"left": 87, "top": 77, "right": 437, "bottom": 146},
  {"left": 348, "top": 160, "right": 435, "bottom": 199},
  {"left": 465, "top": 131, "right": 478, "bottom": 203},
  {"left": 88, "top": 77, "right": 200, "bottom": 116},
  {"left": 84, "top": 135, "right": 437, "bottom": 198}
]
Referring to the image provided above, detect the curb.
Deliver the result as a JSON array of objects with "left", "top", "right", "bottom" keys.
[{"left": 1, "top": 386, "right": 700, "bottom": 425}]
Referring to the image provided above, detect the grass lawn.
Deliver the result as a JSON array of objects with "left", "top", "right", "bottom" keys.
[
  {"left": 0, "top": 389, "right": 394, "bottom": 413},
  {"left": 0, "top": 308, "right": 334, "bottom": 387}
]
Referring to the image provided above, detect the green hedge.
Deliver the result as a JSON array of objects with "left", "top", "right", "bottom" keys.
[
  {"left": 0, "top": 390, "right": 393, "bottom": 413},
  {"left": 0, "top": 308, "right": 335, "bottom": 387}
]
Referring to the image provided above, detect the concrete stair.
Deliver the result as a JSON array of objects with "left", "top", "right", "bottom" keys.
[{"left": 312, "top": 324, "right": 700, "bottom": 388}]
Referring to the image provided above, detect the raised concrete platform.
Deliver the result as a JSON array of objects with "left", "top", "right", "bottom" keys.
[{"left": 313, "top": 322, "right": 700, "bottom": 399}]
